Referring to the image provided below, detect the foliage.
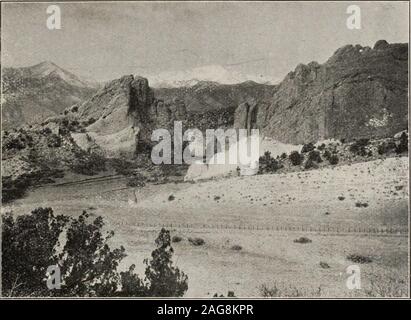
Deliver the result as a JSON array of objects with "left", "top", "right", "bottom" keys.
[
  {"left": 307, "top": 150, "right": 322, "bottom": 163},
  {"left": 2, "top": 176, "right": 29, "bottom": 204},
  {"left": 71, "top": 153, "right": 106, "bottom": 176},
  {"left": 323, "top": 150, "right": 331, "bottom": 160},
  {"left": 260, "top": 283, "right": 321, "bottom": 297},
  {"left": 377, "top": 141, "right": 396, "bottom": 155},
  {"left": 126, "top": 172, "right": 146, "bottom": 188},
  {"left": 143, "top": 229, "right": 188, "bottom": 296},
  {"left": 258, "top": 151, "right": 283, "bottom": 174},
  {"left": 301, "top": 142, "right": 315, "bottom": 153},
  {"left": 346, "top": 254, "right": 372, "bottom": 264},
  {"left": 328, "top": 154, "right": 339, "bottom": 165},
  {"left": 47, "top": 133, "right": 62, "bottom": 148},
  {"left": 3, "top": 132, "right": 33, "bottom": 151},
  {"left": 2, "top": 208, "right": 70, "bottom": 296},
  {"left": 289, "top": 151, "right": 303, "bottom": 166},
  {"left": 188, "top": 237, "right": 205, "bottom": 246},
  {"left": 349, "top": 138, "right": 370, "bottom": 156},
  {"left": 303, "top": 159, "right": 318, "bottom": 170},
  {"left": 2, "top": 209, "right": 188, "bottom": 297},
  {"left": 172, "top": 235, "right": 183, "bottom": 243},
  {"left": 293, "top": 237, "right": 312, "bottom": 244},
  {"left": 395, "top": 132, "right": 408, "bottom": 154}
]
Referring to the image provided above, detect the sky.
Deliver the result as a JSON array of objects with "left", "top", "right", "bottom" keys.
[{"left": 1, "top": 1, "right": 409, "bottom": 85}]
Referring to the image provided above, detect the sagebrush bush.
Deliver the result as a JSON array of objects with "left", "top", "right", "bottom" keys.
[
  {"left": 126, "top": 172, "right": 146, "bottom": 188},
  {"left": 328, "top": 154, "right": 339, "bottom": 165},
  {"left": 188, "top": 237, "right": 205, "bottom": 246},
  {"left": 323, "top": 150, "right": 331, "bottom": 160},
  {"left": 349, "top": 138, "right": 370, "bottom": 156},
  {"left": 396, "top": 132, "right": 408, "bottom": 154},
  {"left": 47, "top": 134, "right": 62, "bottom": 148},
  {"left": 289, "top": 151, "right": 303, "bottom": 166},
  {"left": 307, "top": 150, "right": 322, "bottom": 163},
  {"left": 258, "top": 151, "right": 283, "bottom": 174},
  {"left": 304, "top": 159, "right": 318, "bottom": 170},
  {"left": 293, "top": 237, "right": 312, "bottom": 244},
  {"left": 347, "top": 254, "right": 372, "bottom": 264},
  {"left": 172, "top": 235, "right": 183, "bottom": 243},
  {"left": 301, "top": 142, "right": 315, "bottom": 153}
]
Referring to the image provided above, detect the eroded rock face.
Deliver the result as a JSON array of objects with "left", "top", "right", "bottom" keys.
[
  {"left": 234, "top": 40, "right": 408, "bottom": 144},
  {"left": 75, "top": 75, "right": 188, "bottom": 157},
  {"left": 234, "top": 100, "right": 258, "bottom": 135}
]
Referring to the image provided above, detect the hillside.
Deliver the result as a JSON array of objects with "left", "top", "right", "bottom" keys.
[
  {"left": 154, "top": 80, "right": 274, "bottom": 113},
  {"left": 2, "top": 61, "right": 98, "bottom": 129}
]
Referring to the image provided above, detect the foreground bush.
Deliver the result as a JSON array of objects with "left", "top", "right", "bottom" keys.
[
  {"left": 377, "top": 140, "right": 396, "bottom": 155},
  {"left": 328, "top": 154, "right": 339, "bottom": 165},
  {"left": 301, "top": 142, "right": 315, "bottom": 153},
  {"left": 396, "top": 132, "right": 408, "bottom": 154},
  {"left": 289, "top": 151, "right": 303, "bottom": 166},
  {"left": 307, "top": 150, "right": 322, "bottom": 163},
  {"left": 258, "top": 151, "right": 283, "bottom": 174},
  {"left": 2, "top": 208, "right": 188, "bottom": 297},
  {"left": 303, "top": 159, "right": 318, "bottom": 170},
  {"left": 349, "top": 138, "right": 370, "bottom": 156}
]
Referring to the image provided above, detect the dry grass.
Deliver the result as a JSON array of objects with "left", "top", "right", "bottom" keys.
[{"left": 259, "top": 283, "right": 322, "bottom": 297}]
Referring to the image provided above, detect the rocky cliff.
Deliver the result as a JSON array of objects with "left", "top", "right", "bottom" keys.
[
  {"left": 68, "top": 75, "right": 186, "bottom": 156},
  {"left": 234, "top": 40, "right": 408, "bottom": 144}
]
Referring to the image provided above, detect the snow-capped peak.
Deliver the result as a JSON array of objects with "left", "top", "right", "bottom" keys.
[
  {"left": 147, "top": 65, "right": 277, "bottom": 88},
  {"left": 24, "top": 61, "right": 99, "bottom": 88}
]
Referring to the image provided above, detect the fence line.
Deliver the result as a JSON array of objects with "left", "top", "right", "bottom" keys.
[{"left": 123, "top": 221, "right": 408, "bottom": 236}]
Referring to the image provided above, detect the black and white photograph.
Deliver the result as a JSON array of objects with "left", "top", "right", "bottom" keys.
[{"left": 0, "top": 1, "right": 409, "bottom": 301}]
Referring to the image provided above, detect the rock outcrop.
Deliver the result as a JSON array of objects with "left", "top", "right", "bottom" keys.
[
  {"left": 234, "top": 40, "right": 408, "bottom": 144},
  {"left": 73, "top": 75, "right": 189, "bottom": 157},
  {"left": 234, "top": 100, "right": 259, "bottom": 135}
]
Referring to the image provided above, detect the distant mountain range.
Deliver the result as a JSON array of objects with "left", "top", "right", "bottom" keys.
[
  {"left": 147, "top": 64, "right": 277, "bottom": 88},
  {"left": 1, "top": 61, "right": 274, "bottom": 130},
  {"left": 154, "top": 80, "right": 274, "bottom": 113},
  {"left": 2, "top": 61, "right": 99, "bottom": 129},
  {"left": 2, "top": 40, "right": 408, "bottom": 150}
]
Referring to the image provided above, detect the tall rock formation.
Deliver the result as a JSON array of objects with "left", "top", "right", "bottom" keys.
[
  {"left": 73, "top": 75, "right": 188, "bottom": 157},
  {"left": 234, "top": 40, "right": 408, "bottom": 143}
]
